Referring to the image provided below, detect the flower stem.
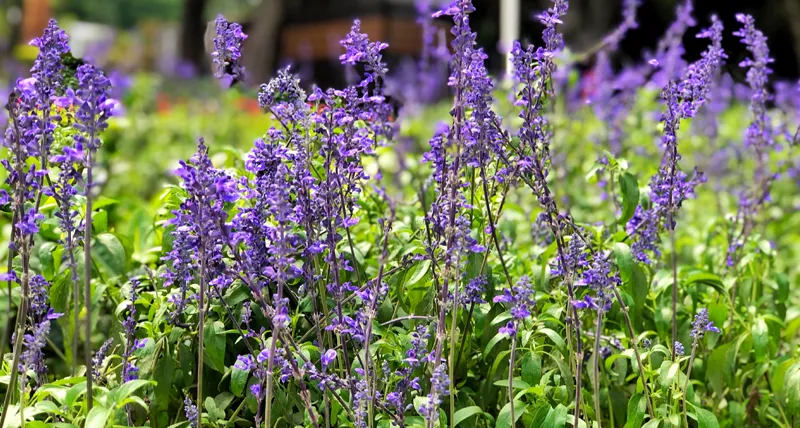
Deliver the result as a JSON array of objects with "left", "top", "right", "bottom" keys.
[
  {"left": 508, "top": 329, "right": 518, "bottom": 427},
  {"left": 83, "top": 151, "right": 95, "bottom": 410},
  {"left": 197, "top": 242, "right": 206, "bottom": 422},
  {"left": 682, "top": 344, "right": 698, "bottom": 428},
  {"left": 593, "top": 312, "right": 604, "bottom": 428},
  {"left": 611, "top": 287, "right": 655, "bottom": 418}
]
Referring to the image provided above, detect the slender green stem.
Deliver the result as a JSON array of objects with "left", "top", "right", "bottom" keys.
[
  {"left": 83, "top": 150, "right": 95, "bottom": 410},
  {"left": 1, "top": 218, "right": 16, "bottom": 358},
  {"left": 670, "top": 226, "right": 678, "bottom": 360},
  {"left": 593, "top": 312, "right": 604, "bottom": 428},
  {"left": 197, "top": 244, "right": 206, "bottom": 422},
  {"left": 682, "top": 344, "right": 698, "bottom": 428},
  {"left": 611, "top": 287, "right": 655, "bottom": 418},
  {"left": 508, "top": 330, "right": 518, "bottom": 427}
]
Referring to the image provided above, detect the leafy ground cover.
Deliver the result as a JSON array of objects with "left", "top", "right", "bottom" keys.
[{"left": 1, "top": 1, "right": 800, "bottom": 427}]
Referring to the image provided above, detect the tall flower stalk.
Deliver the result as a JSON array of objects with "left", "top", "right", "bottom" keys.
[
  {"left": 0, "top": 20, "right": 68, "bottom": 427},
  {"left": 70, "top": 63, "right": 115, "bottom": 409}
]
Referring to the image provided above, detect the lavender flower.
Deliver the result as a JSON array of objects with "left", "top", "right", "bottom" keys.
[
  {"left": 734, "top": 14, "right": 774, "bottom": 153},
  {"left": 572, "top": 258, "right": 620, "bottom": 313},
  {"left": 30, "top": 19, "right": 70, "bottom": 100},
  {"left": 674, "top": 341, "right": 685, "bottom": 356},
  {"left": 163, "top": 139, "right": 237, "bottom": 319},
  {"left": 234, "top": 354, "right": 257, "bottom": 371},
  {"left": 628, "top": 16, "right": 724, "bottom": 263},
  {"left": 650, "top": 0, "right": 695, "bottom": 87},
  {"left": 70, "top": 64, "right": 115, "bottom": 151},
  {"left": 340, "top": 20, "right": 389, "bottom": 86},
  {"left": 184, "top": 396, "right": 199, "bottom": 427},
  {"left": 462, "top": 275, "right": 487, "bottom": 307},
  {"left": 603, "top": 0, "right": 640, "bottom": 50},
  {"left": 418, "top": 361, "right": 450, "bottom": 421},
  {"left": 726, "top": 15, "right": 776, "bottom": 268},
  {"left": 211, "top": 15, "right": 247, "bottom": 83},
  {"left": 690, "top": 308, "right": 720, "bottom": 340},
  {"left": 493, "top": 276, "right": 536, "bottom": 329},
  {"left": 92, "top": 339, "right": 114, "bottom": 382}
]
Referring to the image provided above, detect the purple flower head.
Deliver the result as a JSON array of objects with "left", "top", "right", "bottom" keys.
[
  {"left": 20, "top": 320, "right": 52, "bottom": 388},
  {"left": 690, "top": 308, "right": 720, "bottom": 340},
  {"left": 493, "top": 276, "right": 536, "bottom": 322},
  {"left": 733, "top": 13, "right": 774, "bottom": 198},
  {"left": 92, "top": 339, "right": 114, "bottom": 382},
  {"left": 234, "top": 354, "right": 257, "bottom": 371},
  {"left": 258, "top": 67, "right": 307, "bottom": 121},
  {"left": 340, "top": 20, "right": 389, "bottom": 87},
  {"left": 462, "top": 275, "right": 487, "bottom": 307},
  {"left": 163, "top": 139, "right": 236, "bottom": 320},
  {"left": 498, "top": 321, "right": 517, "bottom": 336},
  {"left": 603, "top": 0, "right": 640, "bottom": 50},
  {"left": 250, "top": 383, "right": 262, "bottom": 397},
  {"left": 674, "top": 341, "right": 685, "bottom": 356},
  {"left": 573, "top": 255, "right": 620, "bottom": 313},
  {"left": 212, "top": 15, "right": 247, "bottom": 83},
  {"left": 321, "top": 349, "right": 337, "bottom": 369},
  {"left": 419, "top": 361, "right": 450, "bottom": 421},
  {"left": 29, "top": 19, "right": 70, "bottom": 100},
  {"left": 650, "top": 0, "right": 695, "bottom": 87},
  {"left": 70, "top": 64, "right": 115, "bottom": 151},
  {"left": 184, "top": 396, "right": 199, "bottom": 427}
]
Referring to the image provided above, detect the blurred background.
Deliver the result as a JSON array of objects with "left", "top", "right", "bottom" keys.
[{"left": 1, "top": 0, "right": 798, "bottom": 89}]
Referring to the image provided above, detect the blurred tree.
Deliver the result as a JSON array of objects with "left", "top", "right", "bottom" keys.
[
  {"left": 180, "top": 0, "right": 208, "bottom": 75},
  {"left": 54, "top": 0, "right": 182, "bottom": 28}
]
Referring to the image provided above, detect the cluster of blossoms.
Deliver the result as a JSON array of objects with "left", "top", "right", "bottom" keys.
[
  {"left": 690, "top": 308, "right": 721, "bottom": 340},
  {"left": 726, "top": 14, "right": 777, "bottom": 267},
  {"left": 1, "top": 20, "right": 70, "bottom": 395},
  {"left": 494, "top": 276, "right": 536, "bottom": 336},
  {"left": 628, "top": 15, "right": 725, "bottom": 264},
  {"left": 211, "top": 15, "right": 247, "bottom": 84}
]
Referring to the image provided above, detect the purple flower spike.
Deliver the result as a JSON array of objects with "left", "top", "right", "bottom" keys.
[
  {"left": 211, "top": 15, "right": 247, "bottom": 83},
  {"left": 691, "top": 308, "right": 721, "bottom": 340}
]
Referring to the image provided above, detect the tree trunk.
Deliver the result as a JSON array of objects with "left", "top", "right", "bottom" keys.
[
  {"left": 242, "top": 0, "right": 285, "bottom": 86},
  {"left": 180, "top": 0, "right": 208, "bottom": 75}
]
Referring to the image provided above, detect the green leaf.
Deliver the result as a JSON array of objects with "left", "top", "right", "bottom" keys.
[
  {"left": 152, "top": 347, "right": 174, "bottom": 420},
  {"left": 405, "top": 260, "right": 431, "bottom": 287},
  {"left": 38, "top": 242, "right": 57, "bottom": 280},
  {"left": 453, "top": 406, "right": 483, "bottom": 426},
  {"left": 542, "top": 403, "right": 568, "bottom": 428},
  {"left": 203, "top": 320, "right": 227, "bottom": 373},
  {"left": 695, "top": 407, "right": 720, "bottom": 428},
  {"left": 707, "top": 343, "right": 733, "bottom": 396},
  {"left": 91, "top": 232, "right": 127, "bottom": 278},
  {"left": 771, "top": 359, "right": 796, "bottom": 401},
  {"left": 785, "top": 362, "right": 800, "bottom": 418},
  {"left": 614, "top": 243, "right": 634, "bottom": 283},
  {"left": 752, "top": 317, "right": 769, "bottom": 363},
  {"left": 496, "top": 400, "right": 525, "bottom": 428},
  {"left": 492, "top": 379, "right": 531, "bottom": 390},
  {"left": 522, "top": 352, "right": 542, "bottom": 386},
  {"left": 660, "top": 361, "right": 680, "bottom": 391},
  {"left": 85, "top": 406, "right": 113, "bottom": 428},
  {"left": 538, "top": 328, "right": 567, "bottom": 358},
  {"left": 231, "top": 367, "right": 249, "bottom": 396},
  {"left": 623, "top": 393, "right": 646, "bottom": 428},
  {"left": 617, "top": 172, "right": 639, "bottom": 225},
  {"left": 93, "top": 196, "right": 119, "bottom": 210},
  {"left": 65, "top": 382, "right": 87, "bottom": 408},
  {"left": 93, "top": 209, "right": 108, "bottom": 233},
  {"left": 111, "top": 379, "right": 155, "bottom": 406}
]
